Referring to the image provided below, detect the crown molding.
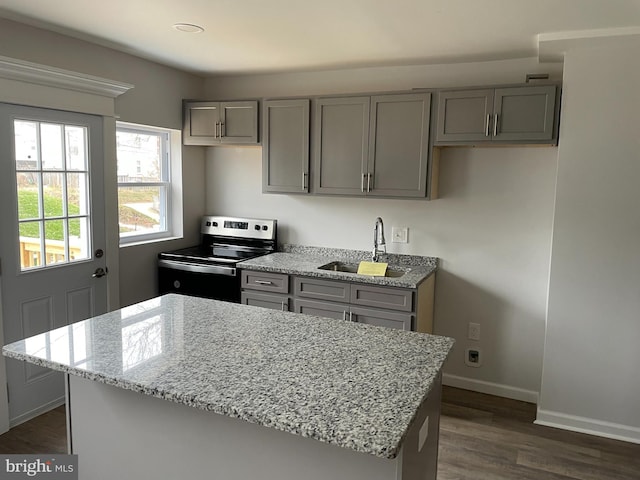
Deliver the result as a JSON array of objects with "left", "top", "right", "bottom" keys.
[{"left": 0, "top": 55, "right": 134, "bottom": 98}]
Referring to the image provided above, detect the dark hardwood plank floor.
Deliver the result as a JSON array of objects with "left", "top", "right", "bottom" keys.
[{"left": 1, "top": 388, "right": 639, "bottom": 480}]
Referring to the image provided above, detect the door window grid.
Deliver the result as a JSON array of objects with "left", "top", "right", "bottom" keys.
[{"left": 14, "top": 120, "right": 91, "bottom": 271}]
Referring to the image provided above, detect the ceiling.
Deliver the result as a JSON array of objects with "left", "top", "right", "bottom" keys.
[{"left": 0, "top": 0, "right": 639, "bottom": 76}]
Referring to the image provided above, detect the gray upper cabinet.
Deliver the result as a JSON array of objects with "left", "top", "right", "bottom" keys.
[
  {"left": 262, "top": 99, "right": 310, "bottom": 193},
  {"left": 435, "top": 85, "right": 558, "bottom": 145},
  {"left": 313, "top": 97, "right": 370, "bottom": 195},
  {"left": 183, "top": 100, "right": 258, "bottom": 145},
  {"left": 313, "top": 93, "right": 431, "bottom": 198},
  {"left": 368, "top": 93, "right": 430, "bottom": 197}
]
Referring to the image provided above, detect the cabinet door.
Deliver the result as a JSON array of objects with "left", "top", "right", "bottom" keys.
[
  {"left": 350, "top": 306, "right": 413, "bottom": 331},
  {"left": 220, "top": 101, "right": 258, "bottom": 144},
  {"left": 313, "top": 97, "right": 370, "bottom": 195},
  {"left": 368, "top": 93, "right": 431, "bottom": 197},
  {"left": 493, "top": 86, "right": 556, "bottom": 142},
  {"left": 183, "top": 101, "right": 221, "bottom": 145},
  {"left": 434, "top": 89, "right": 494, "bottom": 144},
  {"left": 294, "top": 298, "right": 348, "bottom": 320},
  {"left": 350, "top": 284, "right": 413, "bottom": 312},
  {"left": 241, "top": 291, "right": 290, "bottom": 311},
  {"left": 293, "top": 276, "right": 350, "bottom": 303},
  {"left": 262, "top": 99, "right": 310, "bottom": 193}
]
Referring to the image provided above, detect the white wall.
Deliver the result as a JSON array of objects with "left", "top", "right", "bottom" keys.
[
  {"left": 537, "top": 37, "right": 640, "bottom": 442},
  {"left": 204, "top": 58, "right": 561, "bottom": 401},
  {"left": 0, "top": 18, "right": 207, "bottom": 307}
]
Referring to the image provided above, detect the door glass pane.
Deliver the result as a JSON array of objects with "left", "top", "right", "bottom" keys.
[
  {"left": 118, "top": 186, "right": 162, "bottom": 235},
  {"left": 67, "top": 173, "right": 88, "bottom": 216},
  {"left": 65, "top": 126, "right": 87, "bottom": 171},
  {"left": 17, "top": 172, "right": 41, "bottom": 220},
  {"left": 68, "top": 217, "right": 90, "bottom": 261},
  {"left": 14, "top": 120, "right": 39, "bottom": 169},
  {"left": 19, "top": 221, "right": 43, "bottom": 269},
  {"left": 44, "top": 220, "right": 66, "bottom": 265},
  {"left": 41, "top": 123, "right": 64, "bottom": 170},
  {"left": 42, "top": 172, "right": 65, "bottom": 218},
  {"left": 14, "top": 119, "right": 92, "bottom": 271}
]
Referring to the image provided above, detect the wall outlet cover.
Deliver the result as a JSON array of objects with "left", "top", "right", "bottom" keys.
[
  {"left": 465, "top": 348, "right": 482, "bottom": 367},
  {"left": 391, "top": 226, "right": 409, "bottom": 243},
  {"left": 468, "top": 322, "right": 480, "bottom": 341}
]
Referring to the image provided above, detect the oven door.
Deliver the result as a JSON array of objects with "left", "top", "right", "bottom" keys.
[{"left": 158, "top": 259, "right": 241, "bottom": 302}]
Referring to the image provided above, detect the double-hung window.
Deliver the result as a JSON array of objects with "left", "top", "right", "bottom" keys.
[{"left": 116, "top": 122, "right": 181, "bottom": 244}]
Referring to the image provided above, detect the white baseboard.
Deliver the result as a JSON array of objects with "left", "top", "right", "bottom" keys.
[
  {"left": 9, "top": 396, "right": 65, "bottom": 428},
  {"left": 442, "top": 373, "right": 539, "bottom": 404},
  {"left": 535, "top": 408, "right": 640, "bottom": 445}
]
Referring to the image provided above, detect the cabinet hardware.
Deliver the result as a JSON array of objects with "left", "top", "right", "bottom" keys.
[
  {"left": 342, "top": 311, "right": 347, "bottom": 321},
  {"left": 349, "top": 312, "right": 354, "bottom": 322},
  {"left": 493, "top": 113, "right": 499, "bottom": 137},
  {"left": 215, "top": 121, "right": 219, "bottom": 138},
  {"left": 254, "top": 280, "right": 273, "bottom": 285},
  {"left": 221, "top": 122, "right": 225, "bottom": 137},
  {"left": 485, "top": 114, "right": 491, "bottom": 137},
  {"left": 367, "top": 173, "right": 372, "bottom": 192},
  {"left": 302, "top": 172, "right": 308, "bottom": 190},
  {"left": 361, "top": 173, "right": 366, "bottom": 192},
  {"left": 281, "top": 301, "right": 288, "bottom": 311}
]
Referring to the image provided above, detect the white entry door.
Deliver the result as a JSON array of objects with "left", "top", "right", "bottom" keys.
[{"left": 0, "top": 103, "right": 108, "bottom": 426}]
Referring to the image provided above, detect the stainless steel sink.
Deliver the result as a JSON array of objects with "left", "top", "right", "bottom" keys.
[{"left": 318, "top": 261, "right": 409, "bottom": 278}]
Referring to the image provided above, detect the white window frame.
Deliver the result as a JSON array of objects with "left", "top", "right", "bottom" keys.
[{"left": 116, "top": 122, "right": 183, "bottom": 245}]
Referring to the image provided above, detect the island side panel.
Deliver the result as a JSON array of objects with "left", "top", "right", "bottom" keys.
[
  {"left": 67, "top": 376, "right": 400, "bottom": 480},
  {"left": 399, "top": 372, "right": 442, "bottom": 480}
]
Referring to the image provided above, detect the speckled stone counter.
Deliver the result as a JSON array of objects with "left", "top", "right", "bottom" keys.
[
  {"left": 239, "top": 245, "right": 438, "bottom": 288},
  {"left": 3, "top": 294, "right": 454, "bottom": 461}
]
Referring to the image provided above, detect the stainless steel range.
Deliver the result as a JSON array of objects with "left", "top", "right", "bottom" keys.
[{"left": 158, "top": 215, "right": 277, "bottom": 302}]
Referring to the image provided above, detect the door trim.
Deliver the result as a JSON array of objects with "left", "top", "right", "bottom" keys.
[{"left": 0, "top": 56, "right": 131, "bottom": 434}]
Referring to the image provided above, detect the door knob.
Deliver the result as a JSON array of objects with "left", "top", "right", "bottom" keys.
[{"left": 92, "top": 267, "right": 107, "bottom": 278}]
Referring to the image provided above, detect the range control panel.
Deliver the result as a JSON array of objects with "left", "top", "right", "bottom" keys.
[{"left": 201, "top": 216, "right": 277, "bottom": 241}]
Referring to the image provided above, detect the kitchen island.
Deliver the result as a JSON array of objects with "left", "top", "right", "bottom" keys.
[{"left": 3, "top": 294, "right": 454, "bottom": 480}]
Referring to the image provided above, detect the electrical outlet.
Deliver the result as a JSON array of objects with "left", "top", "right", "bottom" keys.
[
  {"left": 468, "top": 322, "right": 480, "bottom": 341},
  {"left": 391, "top": 226, "right": 409, "bottom": 243},
  {"left": 465, "top": 348, "right": 482, "bottom": 367}
]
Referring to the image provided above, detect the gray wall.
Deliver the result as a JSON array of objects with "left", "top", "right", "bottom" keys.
[
  {"left": 204, "top": 57, "right": 562, "bottom": 401},
  {"left": 0, "top": 18, "right": 207, "bottom": 307},
  {"left": 538, "top": 37, "right": 640, "bottom": 441}
]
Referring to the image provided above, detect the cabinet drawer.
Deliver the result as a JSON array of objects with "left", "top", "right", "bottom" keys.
[
  {"left": 241, "top": 291, "right": 290, "bottom": 311},
  {"left": 294, "top": 299, "right": 348, "bottom": 320},
  {"left": 350, "top": 306, "right": 413, "bottom": 331},
  {"left": 293, "top": 277, "right": 350, "bottom": 302},
  {"left": 241, "top": 271, "right": 289, "bottom": 294},
  {"left": 350, "top": 284, "right": 413, "bottom": 312}
]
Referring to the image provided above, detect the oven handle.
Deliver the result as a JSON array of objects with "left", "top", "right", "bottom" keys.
[{"left": 158, "top": 259, "right": 237, "bottom": 277}]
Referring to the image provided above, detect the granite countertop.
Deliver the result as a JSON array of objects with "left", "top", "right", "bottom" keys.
[
  {"left": 3, "top": 294, "right": 453, "bottom": 459},
  {"left": 239, "top": 245, "right": 439, "bottom": 288}
]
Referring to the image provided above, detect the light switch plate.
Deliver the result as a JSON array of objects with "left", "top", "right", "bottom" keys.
[{"left": 391, "top": 227, "right": 408, "bottom": 243}]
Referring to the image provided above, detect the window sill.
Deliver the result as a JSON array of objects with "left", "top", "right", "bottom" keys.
[{"left": 119, "top": 235, "right": 183, "bottom": 248}]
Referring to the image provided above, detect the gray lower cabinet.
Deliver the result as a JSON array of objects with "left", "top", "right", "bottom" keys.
[
  {"left": 184, "top": 100, "right": 258, "bottom": 145},
  {"left": 435, "top": 85, "right": 558, "bottom": 145},
  {"left": 241, "top": 291, "right": 290, "bottom": 311},
  {"left": 313, "top": 93, "right": 431, "bottom": 198},
  {"left": 240, "top": 270, "right": 290, "bottom": 311},
  {"left": 293, "top": 276, "right": 417, "bottom": 331},
  {"left": 262, "top": 99, "right": 310, "bottom": 193}
]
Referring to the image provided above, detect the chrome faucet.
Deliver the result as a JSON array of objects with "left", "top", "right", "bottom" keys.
[{"left": 372, "top": 217, "right": 386, "bottom": 262}]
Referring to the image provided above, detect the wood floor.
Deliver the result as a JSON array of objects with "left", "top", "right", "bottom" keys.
[{"left": 1, "top": 387, "right": 639, "bottom": 479}]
